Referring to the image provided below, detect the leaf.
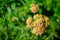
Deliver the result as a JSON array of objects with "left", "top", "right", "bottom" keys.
[
  {"left": 54, "top": 6, "right": 60, "bottom": 16},
  {"left": 11, "top": 2, "right": 16, "bottom": 10}
]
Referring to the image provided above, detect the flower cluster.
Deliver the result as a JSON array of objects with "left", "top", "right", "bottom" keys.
[
  {"left": 30, "top": 4, "right": 39, "bottom": 13},
  {"left": 26, "top": 14, "right": 50, "bottom": 35}
]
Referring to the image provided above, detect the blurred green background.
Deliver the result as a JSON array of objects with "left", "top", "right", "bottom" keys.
[{"left": 0, "top": 0, "right": 60, "bottom": 40}]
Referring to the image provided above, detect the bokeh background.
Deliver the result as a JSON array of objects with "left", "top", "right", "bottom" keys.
[{"left": 0, "top": 0, "right": 60, "bottom": 40}]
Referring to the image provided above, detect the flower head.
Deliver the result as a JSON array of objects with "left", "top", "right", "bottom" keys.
[
  {"left": 26, "top": 17, "right": 33, "bottom": 28},
  {"left": 26, "top": 14, "right": 50, "bottom": 35},
  {"left": 30, "top": 4, "right": 39, "bottom": 13}
]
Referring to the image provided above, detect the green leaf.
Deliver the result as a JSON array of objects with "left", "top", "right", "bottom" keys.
[
  {"left": 54, "top": 6, "right": 60, "bottom": 16},
  {"left": 11, "top": 2, "right": 16, "bottom": 10}
]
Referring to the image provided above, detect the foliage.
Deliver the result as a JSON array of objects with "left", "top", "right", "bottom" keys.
[{"left": 0, "top": 0, "right": 60, "bottom": 40}]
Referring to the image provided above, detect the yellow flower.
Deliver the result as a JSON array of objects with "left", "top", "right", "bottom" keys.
[
  {"left": 26, "top": 17, "right": 33, "bottom": 28},
  {"left": 33, "top": 19, "right": 43, "bottom": 27},
  {"left": 32, "top": 27, "right": 39, "bottom": 35},
  {"left": 43, "top": 16, "right": 50, "bottom": 28},
  {"left": 32, "top": 27, "right": 45, "bottom": 35},
  {"left": 38, "top": 27, "right": 45, "bottom": 35},
  {"left": 33, "top": 14, "right": 40, "bottom": 19},
  {"left": 30, "top": 4, "right": 39, "bottom": 13}
]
